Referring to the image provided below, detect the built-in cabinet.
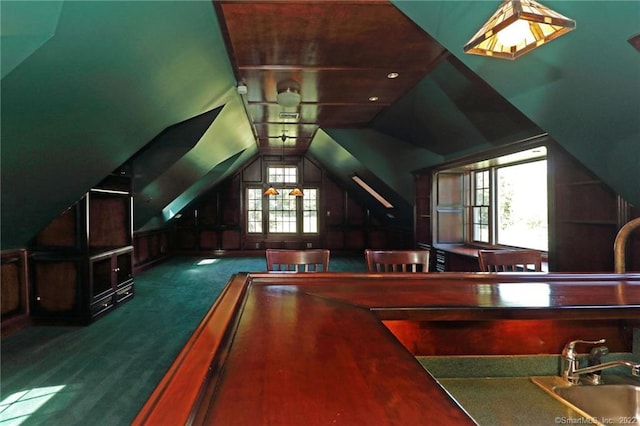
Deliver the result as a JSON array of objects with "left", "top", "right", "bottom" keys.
[
  {"left": 1, "top": 249, "right": 30, "bottom": 335},
  {"left": 29, "top": 169, "right": 134, "bottom": 324},
  {"left": 133, "top": 229, "right": 173, "bottom": 273},
  {"left": 548, "top": 143, "right": 639, "bottom": 272},
  {"left": 432, "top": 247, "right": 479, "bottom": 272}
]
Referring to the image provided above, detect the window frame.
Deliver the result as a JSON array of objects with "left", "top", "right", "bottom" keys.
[
  {"left": 268, "top": 189, "right": 299, "bottom": 234},
  {"left": 471, "top": 168, "right": 491, "bottom": 244},
  {"left": 246, "top": 187, "right": 264, "bottom": 234},
  {"left": 432, "top": 141, "right": 548, "bottom": 252},
  {"left": 302, "top": 188, "right": 318, "bottom": 234},
  {"left": 245, "top": 165, "right": 320, "bottom": 237}
]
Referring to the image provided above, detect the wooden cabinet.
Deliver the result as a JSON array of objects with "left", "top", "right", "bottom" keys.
[
  {"left": 549, "top": 143, "right": 638, "bottom": 272},
  {"left": 29, "top": 170, "right": 134, "bottom": 324},
  {"left": 133, "top": 229, "right": 172, "bottom": 273},
  {"left": 88, "top": 247, "right": 134, "bottom": 318},
  {"left": 1, "top": 250, "right": 30, "bottom": 335},
  {"left": 433, "top": 247, "right": 479, "bottom": 272}
]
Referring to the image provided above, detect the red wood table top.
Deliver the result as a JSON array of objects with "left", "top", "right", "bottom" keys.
[{"left": 133, "top": 272, "right": 640, "bottom": 425}]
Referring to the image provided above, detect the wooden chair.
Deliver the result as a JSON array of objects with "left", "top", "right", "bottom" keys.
[
  {"left": 478, "top": 249, "right": 543, "bottom": 272},
  {"left": 265, "top": 249, "right": 330, "bottom": 272},
  {"left": 365, "top": 249, "right": 430, "bottom": 273}
]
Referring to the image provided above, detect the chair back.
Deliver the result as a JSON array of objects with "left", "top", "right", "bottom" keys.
[
  {"left": 266, "top": 249, "right": 330, "bottom": 272},
  {"left": 365, "top": 249, "right": 430, "bottom": 273},
  {"left": 478, "top": 249, "right": 543, "bottom": 272}
]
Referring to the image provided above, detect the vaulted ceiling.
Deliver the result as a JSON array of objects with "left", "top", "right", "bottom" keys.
[{"left": 1, "top": 1, "right": 638, "bottom": 249}]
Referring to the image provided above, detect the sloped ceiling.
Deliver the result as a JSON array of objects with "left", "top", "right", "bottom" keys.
[
  {"left": 309, "top": 128, "right": 439, "bottom": 228},
  {"left": 133, "top": 100, "right": 256, "bottom": 229},
  {"left": 371, "top": 54, "right": 543, "bottom": 157},
  {"left": 1, "top": 1, "right": 638, "bottom": 249},
  {"left": 393, "top": 0, "right": 640, "bottom": 201},
  {"left": 0, "top": 1, "right": 252, "bottom": 248}
]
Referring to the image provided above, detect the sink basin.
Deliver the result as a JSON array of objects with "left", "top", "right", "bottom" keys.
[{"left": 531, "top": 375, "right": 640, "bottom": 425}]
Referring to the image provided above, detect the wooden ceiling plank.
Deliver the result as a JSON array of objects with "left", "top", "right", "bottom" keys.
[{"left": 216, "top": 0, "right": 447, "bottom": 153}]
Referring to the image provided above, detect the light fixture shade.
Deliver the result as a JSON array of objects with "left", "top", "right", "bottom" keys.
[
  {"left": 464, "top": 0, "right": 575, "bottom": 60},
  {"left": 289, "top": 187, "right": 304, "bottom": 197},
  {"left": 264, "top": 186, "right": 279, "bottom": 196},
  {"left": 276, "top": 79, "right": 301, "bottom": 107}
]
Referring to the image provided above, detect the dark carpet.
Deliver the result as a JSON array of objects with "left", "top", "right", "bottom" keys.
[{"left": 0, "top": 255, "right": 367, "bottom": 425}]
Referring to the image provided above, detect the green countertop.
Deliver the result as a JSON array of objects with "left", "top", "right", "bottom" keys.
[
  {"left": 417, "top": 354, "right": 639, "bottom": 426},
  {"left": 437, "top": 377, "right": 585, "bottom": 426}
]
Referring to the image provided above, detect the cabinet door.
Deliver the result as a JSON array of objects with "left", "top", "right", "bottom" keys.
[
  {"left": 434, "top": 172, "right": 465, "bottom": 244},
  {"left": 31, "top": 257, "right": 84, "bottom": 319},
  {"left": 89, "top": 190, "right": 132, "bottom": 249},
  {"left": 115, "top": 250, "right": 133, "bottom": 288},
  {"left": 91, "top": 256, "right": 113, "bottom": 300},
  {"left": 1, "top": 251, "right": 28, "bottom": 321}
]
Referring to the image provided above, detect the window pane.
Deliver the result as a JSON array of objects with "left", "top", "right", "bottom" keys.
[
  {"left": 474, "top": 170, "right": 489, "bottom": 205},
  {"left": 268, "top": 190, "right": 297, "bottom": 233},
  {"left": 267, "top": 166, "right": 297, "bottom": 184},
  {"left": 473, "top": 206, "right": 489, "bottom": 243},
  {"left": 472, "top": 170, "right": 490, "bottom": 243},
  {"left": 496, "top": 160, "right": 547, "bottom": 250},
  {"left": 303, "top": 189, "right": 318, "bottom": 233},
  {"left": 246, "top": 189, "right": 262, "bottom": 233}
]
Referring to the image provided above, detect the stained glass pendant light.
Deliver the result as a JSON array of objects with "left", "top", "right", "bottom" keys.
[
  {"left": 264, "top": 186, "right": 279, "bottom": 196},
  {"left": 464, "top": 0, "right": 575, "bottom": 60},
  {"left": 288, "top": 187, "right": 304, "bottom": 197}
]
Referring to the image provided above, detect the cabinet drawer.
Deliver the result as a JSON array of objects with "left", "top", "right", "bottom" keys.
[
  {"left": 91, "top": 294, "right": 114, "bottom": 318},
  {"left": 116, "top": 283, "right": 134, "bottom": 304}
]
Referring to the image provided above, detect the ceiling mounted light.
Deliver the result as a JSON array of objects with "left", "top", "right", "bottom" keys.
[
  {"left": 387, "top": 72, "right": 399, "bottom": 79},
  {"left": 276, "top": 79, "right": 301, "bottom": 108},
  {"left": 464, "top": 0, "right": 576, "bottom": 60}
]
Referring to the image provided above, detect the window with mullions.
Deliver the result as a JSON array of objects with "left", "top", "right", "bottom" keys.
[
  {"left": 247, "top": 188, "right": 263, "bottom": 233},
  {"left": 268, "top": 166, "right": 297, "bottom": 184},
  {"left": 252, "top": 166, "right": 320, "bottom": 235},
  {"left": 268, "top": 191, "right": 297, "bottom": 233},
  {"left": 435, "top": 145, "right": 548, "bottom": 251},
  {"left": 472, "top": 170, "right": 490, "bottom": 243},
  {"left": 303, "top": 189, "right": 318, "bottom": 233}
]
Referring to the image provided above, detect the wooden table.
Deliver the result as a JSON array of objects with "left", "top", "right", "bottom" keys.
[{"left": 133, "top": 272, "right": 640, "bottom": 425}]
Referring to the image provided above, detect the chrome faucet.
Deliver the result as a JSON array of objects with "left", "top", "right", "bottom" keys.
[{"left": 561, "top": 338, "right": 640, "bottom": 384}]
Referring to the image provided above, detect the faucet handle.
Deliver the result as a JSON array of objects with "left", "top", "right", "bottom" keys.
[{"left": 562, "top": 339, "right": 606, "bottom": 359}]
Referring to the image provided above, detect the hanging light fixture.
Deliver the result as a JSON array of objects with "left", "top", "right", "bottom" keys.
[
  {"left": 264, "top": 186, "right": 279, "bottom": 196},
  {"left": 276, "top": 79, "right": 301, "bottom": 108},
  {"left": 288, "top": 187, "right": 304, "bottom": 197},
  {"left": 464, "top": 0, "right": 575, "bottom": 60}
]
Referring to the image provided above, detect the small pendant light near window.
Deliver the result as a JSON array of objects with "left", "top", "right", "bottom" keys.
[
  {"left": 289, "top": 187, "right": 304, "bottom": 197},
  {"left": 464, "top": 0, "right": 575, "bottom": 60},
  {"left": 264, "top": 186, "right": 279, "bottom": 196}
]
